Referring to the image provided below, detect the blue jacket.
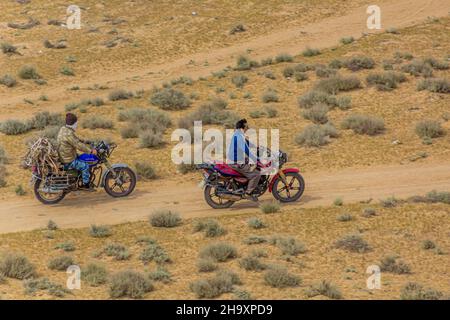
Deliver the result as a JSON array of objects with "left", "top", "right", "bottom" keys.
[{"left": 227, "top": 130, "right": 258, "bottom": 164}]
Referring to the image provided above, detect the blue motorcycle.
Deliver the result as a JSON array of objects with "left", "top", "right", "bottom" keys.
[{"left": 31, "top": 140, "right": 136, "bottom": 204}]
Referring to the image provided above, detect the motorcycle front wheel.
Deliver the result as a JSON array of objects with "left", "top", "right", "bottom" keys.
[
  {"left": 271, "top": 172, "right": 305, "bottom": 203},
  {"left": 104, "top": 167, "right": 136, "bottom": 198},
  {"left": 204, "top": 185, "right": 235, "bottom": 209},
  {"left": 34, "top": 179, "right": 66, "bottom": 205}
]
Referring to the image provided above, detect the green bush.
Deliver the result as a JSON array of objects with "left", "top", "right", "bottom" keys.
[
  {"left": 150, "top": 88, "right": 191, "bottom": 110},
  {"left": 305, "top": 280, "right": 343, "bottom": 299},
  {"left": 400, "top": 282, "right": 443, "bottom": 300},
  {"left": 335, "top": 234, "right": 370, "bottom": 253},
  {"left": 417, "top": 78, "right": 449, "bottom": 93},
  {"left": 15, "top": 184, "right": 26, "bottom": 196},
  {"left": 259, "top": 201, "right": 280, "bottom": 214},
  {"left": 82, "top": 116, "right": 113, "bottom": 129},
  {"left": 261, "top": 57, "right": 273, "bottom": 66},
  {"left": 302, "top": 104, "right": 329, "bottom": 124},
  {"left": 48, "top": 256, "right": 74, "bottom": 271},
  {"left": 264, "top": 266, "right": 301, "bottom": 288},
  {"left": 1, "top": 42, "right": 17, "bottom": 54},
  {"left": 60, "top": 66, "right": 75, "bottom": 76},
  {"left": 139, "top": 130, "right": 164, "bottom": 148},
  {"left": 243, "top": 235, "right": 267, "bottom": 245},
  {"left": 337, "top": 213, "right": 353, "bottom": 222},
  {"left": 340, "top": 36, "right": 354, "bottom": 45},
  {"left": 283, "top": 66, "right": 295, "bottom": 78},
  {"left": 197, "top": 259, "right": 217, "bottom": 272},
  {"left": 415, "top": 120, "right": 444, "bottom": 139},
  {"left": 109, "top": 270, "right": 153, "bottom": 299},
  {"left": 401, "top": 60, "right": 433, "bottom": 77},
  {"left": 294, "top": 71, "right": 308, "bottom": 82},
  {"left": 0, "top": 74, "right": 17, "bottom": 87},
  {"left": 426, "top": 190, "right": 450, "bottom": 204},
  {"left": 366, "top": 71, "right": 407, "bottom": 91},
  {"left": 178, "top": 102, "right": 239, "bottom": 130},
  {"left": 261, "top": 88, "right": 279, "bottom": 103},
  {"left": 380, "top": 196, "right": 401, "bottom": 208},
  {"left": 231, "top": 75, "right": 248, "bottom": 88},
  {"left": 135, "top": 162, "right": 157, "bottom": 180},
  {"left": 0, "top": 146, "right": 7, "bottom": 165},
  {"left": 302, "top": 47, "right": 321, "bottom": 57},
  {"left": 341, "top": 114, "right": 385, "bottom": 135},
  {"left": 421, "top": 240, "right": 436, "bottom": 250},
  {"left": 30, "top": 111, "right": 64, "bottom": 129},
  {"left": 315, "top": 66, "right": 337, "bottom": 78},
  {"left": 298, "top": 90, "right": 351, "bottom": 110},
  {"left": 0, "top": 253, "right": 36, "bottom": 279},
  {"left": 271, "top": 236, "right": 306, "bottom": 256},
  {"left": 394, "top": 51, "right": 414, "bottom": 61},
  {"left": 102, "top": 243, "right": 131, "bottom": 260},
  {"left": 295, "top": 123, "right": 338, "bottom": 147},
  {"left": 275, "top": 53, "right": 293, "bottom": 63},
  {"left": 193, "top": 219, "right": 226, "bottom": 237},
  {"left": 263, "top": 70, "right": 276, "bottom": 80},
  {"left": 239, "top": 256, "right": 266, "bottom": 271},
  {"left": 247, "top": 217, "right": 265, "bottom": 229},
  {"left": 89, "top": 225, "right": 112, "bottom": 238},
  {"left": 177, "top": 162, "right": 197, "bottom": 174},
  {"left": 139, "top": 242, "right": 171, "bottom": 264},
  {"left": 199, "top": 243, "right": 237, "bottom": 262},
  {"left": 380, "top": 256, "right": 411, "bottom": 274},
  {"left": 314, "top": 75, "right": 361, "bottom": 94},
  {"left": 82, "top": 262, "right": 108, "bottom": 286},
  {"left": 265, "top": 106, "right": 278, "bottom": 118},
  {"left": 235, "top": 55, "right": 259, "bottom": 70},
  {"left": 148, "top": 266, "right": 172, "bottom": 283},
  {"left": 24, "top": 278, "right": 69, "bottom": 297},
  {"left": 329, "top": 59, "right": 343, "bottom": 69},
  {"left": 0, "top": 119, "right": 32, "bottom": 135},
  {"left": 149, "top": 209, "right": 181, "bottom": 228},
  {"left": 82, "top": 97, "right": 104, "bottom": 106},
  {"left": 344, "top": 56, "right": 375, "bottom": 71},
  {"left": 118, "top": 108, "right": 171, "bottom": 134},
  {"left": 18, "top": 65, "right": 41, "bottom": 79},
  {"left": 424, "top": 57, "right": 449, "bottom": 70},
  {"left": 362, "top": 208, "right": 376, "bottom": 218},
  {"left": 190, "top": 270, "right": 240, "bottom": 298},
  {"left": 109, "top": 89, "right": 134, "bottom": 101}
]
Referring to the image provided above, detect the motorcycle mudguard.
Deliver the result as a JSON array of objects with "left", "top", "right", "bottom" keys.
[
  {"left": 268, "top": 168, "right": 300, "bottom": 192},
  {"left": 100, "top": 163, "right": 135, "bottom": 187}
]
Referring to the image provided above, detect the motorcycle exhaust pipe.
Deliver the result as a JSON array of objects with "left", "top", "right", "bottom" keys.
[{"left": 217, "top": 192, "right": 242, "bottom": 201}]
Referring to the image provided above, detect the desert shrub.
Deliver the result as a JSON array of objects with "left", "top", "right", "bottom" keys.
[
  {"left": 178, "top": 102, "right": 239, "bottom": 130},
  {"left": 89, "top": 225, "right": 112, "bottom": 238},
  {"left": 134, "top": 162, "right": 157, "bottom": 180},
  {"left": 400, "top": 282, "right": 443, "bottom": 300},
  {"left": 177, "top": 162, "right": 197, "bottom": 174},
  {"left": 394, "top": 51, "right": 414, "bottom": 61},
  {"left": 0, "top": 253, "right": 36, "bottom": 279},
  {"left": 0, "top": 119, "right": 32, "bottom": 135},
  {"left": 264, "top": 266, "right": 300, "bottom": 288},
  {"left": 48, "top": 256, "right": 74, "bottom": 271},
  {"left": 417, "top": 78, "right": 449, "bottom": 93},
  {"left": 1, "top": 42, "right": 17, "bottom": 54},
  {"left": 60, "top": 66, "right": 74, "bottom": 76},
  {"left": 199, "top": 243, "right": 237, "bottom": 262},
  {"left": 24, "top": 278, "right": 69, "bottom": 297},
  {"left": 341, "top": 114, "right": 385, "bottom": 135},
  {"left": 334, "top": 197, "right": 343, "bottom": 206},
  {"left": 265, "top": 106, "right": 278, "bottom": 118},
  {"left": 82, "top": 116, "right": 113, "bottom": 129},
  {"left": 366, "top": 71, "right": 407, "bottom": 91},
  {"left": 54, "top": 241, "right": 75, "bottom": 252},
  {"left": 421, "top": 240, "right": 436, "bottom": 250},
  {"left": 139, "top": 242, "right": 171, "bottom": 264},
  {"left": 295, "top": 123, "right": 338, "bottom": 147},
  {"left": 263, "top": 70, "right": 276, "bottom": 80},
  {"left": 259, "top": 201, "right": 280, "bottom": 214},
  {"left": 275, "top": 53, "right": 293, "bottom": 63},
  {"left": 197, "top": 259, "right": 217, "bottom": 272},
  {"left": 18, "top": 65, "right": 41, "bottom": 79},
  {"left": 261, "top": 88, "right": 279, "bottom": 103},
  {"left": 82, "top": 263, "right": 108, "bottom": 286},
  {"left": 315, "top": 67, "right": 337, "bottom": 78},
  {"left": 102, "top": 243, "right": 131, "bottom": 261},
  {"left": 193, "top": 219, "right": 226, "bottom": 237},
  {"left": 0, "top": 74, "right": 17, "bottom": 87},
  {"left": 261, "top": 57, "right": 273, "bottom": 66},
  {"left": 234, "top": 289, "right": 252, "bottom": 300},
  {"left": 247, "top": 217, "right": 265, "bottom": 229},
  {"left": 380, "top": 196, "right": 401, "bottom": 208},
  {"left": 329, "top": 59, "right": 343, "bottom": 69},
  {"left": 314, "top": 75, "right": 361, "bottom": 94},
  {"left": 426, "top": 190, "right": 450, "bottom": 204},
  {"left": 82, "top": 97, "right": 104, "bottom": 106},
  {"left": 380, "top": 256, "right": 411, "bottom": 274},
  {"left": 0, "top": 146, "right": 7, "bottom": 165},
  {"left": 243, "top": 92, "right": 252, "bottom": 99},
  {"left": 30, "top": 111, "right": 64, "bottom": 129},
  {"left": 150, "top": 88, "right": 191, "bottom": 110},
  {"left": 149, "top": 209, "right": 181, "bottom": 228},
  {"left": 382, "top": 60, "right": 394, "bottom": 70},
  {"left": 65, "top": 102, "right": 79, "bottom": 112},
  {"left": 190, "top": 270, "right": 240, "bottom": 298},
  {"left": 109, "top": 89, "right": 134, "bottom": 101},
  {"left": 271, "top": 236, "right": 306, "bottom": 256},
  {"left": 139, "top": 130, "right": 164, "bottom": 148},
  {"left": 302, "top": 47, "right": 321, "bottom": 57},
  {"left": 344, "top": 56, "right": 375, "bottom": 71},
  {"left": 148, "top": 266, "right": 172, "bottom": 283},
  {"left": 209, "top": 97, "right": 228, "bottom": 109},
  {"left": 231, "top": 75, "right": 248, "bottom": 88},
  {"left": 424, "top": 57, "right": 449, "bottom": 70},
  {"left": 340, "top": 36, "right": 354, "bottom": 45},
  {"left": 362, "top": 208, "right": 376, "bottom": 218},
  {"left": 171, "top": 75, "right": 193, "bottom": 86},
  {"left": 335, "top": 234, "right": 370, "bottom": 253},
  {"left": 415, "top": 120, "right": 444, "bottom": 139},
  {"left": 302, "top": 104, "right": 329, "bottom": 124},
  {"left": 46, "top": 220, "right": 58, "bottom": 231},
  {"left": 235, "top": 55, "right": 259, "bottom": 70},
  {"left": 118, "top": 108, "right": 171, "bottom": 133},
  {"left": 401, "top": 60, "right": 433, "bottom": 77},
  {"left": 239, "top": 256, "right": 266, "bottom": 271},
  {"left": 305, "top": 280, "right": 343, "bottom": 299},
  {"left": 0, "top": 170, "right": 6, "bottom": 188},
  {"left": 294, "top": 71, "right": 308, "bottom": 82},
  {"left": 109, "top": 270, "right": 153, "bottom": 299},
  {"left": 243, "top": 235, "right": 267, "bottom": 245},
  {"left": 298, "top": 90, "right": 351, "bottom": 110},
  {"left": 120, "top": 125, "right": 139, "bottom": 139},
  {"left": 283, "top": 66, "right": 295, "bottom": 78},
  {"left": 337, "top": 213, "right": 353, "bottom": 222}
]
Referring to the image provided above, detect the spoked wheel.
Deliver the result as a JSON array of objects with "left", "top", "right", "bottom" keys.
[
  {"left": 104, "top": 167, "right": 136, "bottom": 198},
  {"left": 272, "top": 172, "right": 305, "bottom": 203},
  {"left": 204, "top": 185, "right": 235, "bottom": 209},
  {"left": 34, "top": 179, "right": 66, "bottom": 205}
]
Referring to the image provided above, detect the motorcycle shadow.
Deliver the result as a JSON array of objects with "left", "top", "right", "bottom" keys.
[{"left": 227, "top": 194, "right": 322, "bottom": 211}]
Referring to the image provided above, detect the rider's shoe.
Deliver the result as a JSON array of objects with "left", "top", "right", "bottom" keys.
[
  {"left": 79, "top": 184, "right": 95, "bottom": 192},
  {"left": 244, "top": 193, "right": 259, "bottom": 202}
]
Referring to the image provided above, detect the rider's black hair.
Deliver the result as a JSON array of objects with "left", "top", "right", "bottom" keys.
[{"left": 235, "top": 118, "right": 248, "bottom": 129}]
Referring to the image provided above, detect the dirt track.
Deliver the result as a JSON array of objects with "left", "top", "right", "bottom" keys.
[
  {"left": 1, "top": 161, "right": 450, "bottom": 234},
  {"left": 1, "top": 0, "right": 449, "bottom": 119}
]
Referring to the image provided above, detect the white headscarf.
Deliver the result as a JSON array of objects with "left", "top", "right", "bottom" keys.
[{"left": 67, "top": 122, "right": 78, "bottom": 131}]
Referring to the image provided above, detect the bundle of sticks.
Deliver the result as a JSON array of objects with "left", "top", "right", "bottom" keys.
[{"left": 22, "top": 137, "right": 60, "bottom": 174}]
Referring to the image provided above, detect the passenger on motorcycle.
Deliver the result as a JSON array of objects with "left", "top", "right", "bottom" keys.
[
  {"left": 226, "top": 118, "right": 261, "bottom": 202},
  {"left": 57, "top": 113, "right": 97, "bottom": 191}
]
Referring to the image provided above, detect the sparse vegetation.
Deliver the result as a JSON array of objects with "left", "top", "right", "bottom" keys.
[
  {"left": 139, "top": 241, "right": 170, "bottom": 264},
  {"left": 193, "top": 219, "right": 226, "bottom": 237},
  {"left": 48, "top": 256, "right": 74, "bottom": 271},
  {"left": 199, "top": 243, "right": 237, "bottom": 262},
  {"left": 295, "top": 123, "right": 338, "bottom": 147},
  {"left": 102, "top": 243, "right": 131, "bottom": 260},
  {"left": 366, "top": 71, "right": 407, "bottom": 91},
  {"left": 82, "top": 116, "right": 114, "bottom": 129},
  {"left": 335, "top": 234, "right": 370, "bottom": 253},
  {"left": 0, "top": 253, "right": 36, "bottom": 279},
  {"left": 150, "top": 88, "right": 191, "bottom": 110},
  {"left": 18, "top": 65, "right": 41, "bottom": 80},
  {"left": 197, "top": 259, "right": 217, "bottom": 273},
  {"left": 190, "top": 269, "right": 241, "bottom": 298},
  {"left": 89, "top": 225, "right": 112, "bottom": 238},
  {"left": 239, "top": 256, "right": 266, "bottom": 271},
  {"left": 248, "top": 217, "right": 265, "bottom": 229},
  {"left": 380, "top": 256, "right": 411, "bottom": 274},
  {"left": 109, "top": 89, "right": 134, "bottom": 101},
  {"left": 302, "top": 47, "right": 321, "bottom": 57},
  {"left": 54, "top": 241, "right": 76, "bottom": 252},
  {"left": 341, "top": 114, "right": 385, "bottom": 135},
  {"left": 109, "top": 270, "right": 153, "bottom": 299},
  {"left": 264, "top": 266, "right": 301, "bottom": 288},
  {"left": 305, "top": 280, "right": 343, "bottom": 299},
  {"left": 260, "top": 201, "right": 280, "bottom": 214},
  {"left": 135, "top": 162, "right": 157, "bottom": 180},
  {"left": 314, "top": 75, "right": 361, "bottom": 95},
  {"left": 0, "top": 74, "right": 17, "bottom": 87},
  {"left": 302, "top": 104, "right": 329, "bottom": 124},
  {"left": 400, "top": 282, "right": 443, "bottom": 300},
  {"left": 344, "top": 56, "right": 375, "bottom": 71},
  {"left": 82, "top": 263, "right": 108, "bottom": 287},
  {"left": 417, "top": 78, "right": 449, "bottom": 93},
  {"left": 415, "top": 120, "right": 444, "bottom": 139},
  {"left": 149, "top": 209, "right": 182, "bottom": 228}
]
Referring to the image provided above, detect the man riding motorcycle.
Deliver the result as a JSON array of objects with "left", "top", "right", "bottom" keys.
[
  {"left": 227, "top": 118, "right": 261, "bottom": 202},
  {"left": 57, "top": 113, "right": 97, "bottom": 191}
]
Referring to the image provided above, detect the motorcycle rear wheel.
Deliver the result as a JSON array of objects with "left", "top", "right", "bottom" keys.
[
  {"left": 271, "top": 172, "right": 305, "bottom": 203},
  {"left": 204, "top": 185, "right": 235, "bottom": 209},
  {"left": 34, "top": 179, "right": 66, "bottom": 205},
  {"left": 104, "top": 167, "right": 136, "bottom": 198}
]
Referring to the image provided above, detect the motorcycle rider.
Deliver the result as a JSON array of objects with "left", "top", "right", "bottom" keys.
[
  {"left": 227, "top": 118, "right": 261, "bottom": 202},
  {"left": 57, "top": 113, "right": 97, "bottom": 191}
]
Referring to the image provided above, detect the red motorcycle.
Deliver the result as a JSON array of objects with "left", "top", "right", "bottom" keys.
[{"left": 196, "top": 149, "right": 305, "bottom": 209}]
